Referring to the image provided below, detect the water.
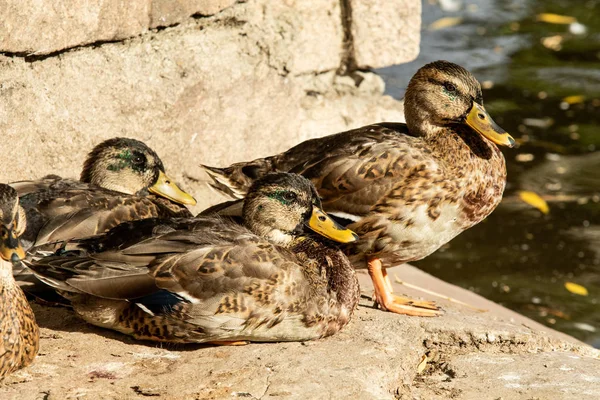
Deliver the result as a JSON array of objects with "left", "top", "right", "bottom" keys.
[{"left": 378, "top": 0, "right": 600, "bottom": 346}]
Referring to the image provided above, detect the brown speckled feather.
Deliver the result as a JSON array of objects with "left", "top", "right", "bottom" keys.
[
  {"left": 0, "top": 185, "right": 39, "bottom": 378},
  {"left": 0, "top": 268, "right": 39, "bottom": 378},
  {"left": 202, "top": 61, "right": 511, "bottom": 271},
  {"left": 13, "top": 176, "right": 192, "bottom": 251},
  {"left": 30, "top": 216, "right": 359, "bottom": 343}
]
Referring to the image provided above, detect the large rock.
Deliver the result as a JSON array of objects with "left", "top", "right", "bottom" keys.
[
  {"left": 150, "top": 0, "right": 238, "bottom": 28},
  {"left": 1, "top": 265, "right": 597, "bottom": 399},
  {"left": 0, "top": 0, "right": 420, "bottom": 67},
  {"left": 349, "top": 0, "right": 421, "bottom": 69},
  {"left": 0, "top": 0, "right": 237, "bottom": 55},
  {"left": 0, "top": 0, "right": 404, "bottom": 213}
]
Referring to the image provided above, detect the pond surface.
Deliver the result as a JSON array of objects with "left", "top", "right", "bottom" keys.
[{"left": 378, "top": 0, "right": 600, "bottom": 346}]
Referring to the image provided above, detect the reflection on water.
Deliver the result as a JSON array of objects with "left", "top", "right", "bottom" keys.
[{"left": 378, "top": 0, "right": 600, "bottom": 346}]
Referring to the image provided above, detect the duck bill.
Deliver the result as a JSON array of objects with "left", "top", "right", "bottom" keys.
[
  {"left": 149, "top": 170, "right": 197, "bottom": 206},
  {"left": 0, "top": 225, "right": 25, "bottom": 262},
  {"left": 306, "top": 206, "right": 359, "bottom": 243},
  {"left": 465, "top": 102, "right": 516, "bottom": 148}
]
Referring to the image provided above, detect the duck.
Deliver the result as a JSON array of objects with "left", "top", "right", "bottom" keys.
[
  {"left": 28, "top": 173, "right": 360, "bottom": 343},
  {"left": 201, "top": 60, "right": 515, "bottom": 316},
  {"left": 0, "top": 184, "right": 39, "bottom": 378},
  {"left": 12, "top": 137, "right": 197, "bottom": 251},
  {"left": 11, "top": 137, "right": 196, "bottom": 289}
]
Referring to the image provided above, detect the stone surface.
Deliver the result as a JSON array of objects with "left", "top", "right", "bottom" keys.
[
  {"left": 1, "top": 0, "right": 421, "bottom": 69},
  {"left": 150, "top": 0, "right": 238, "bottom": 28},
  {"left": 0, "top": 1, "right": 403, "bottom": 213},
  {"left": 0, "top": 0, "right": 235, "bottom": 54},
  {"left": 350, "top": 0, "right": 421, "bottom": 69},
  {"left": 0, "top": 0, "right": 150, "bottom": 54},
  {"left": 1, "top": 265, "right": 597, "bottom": 399}
]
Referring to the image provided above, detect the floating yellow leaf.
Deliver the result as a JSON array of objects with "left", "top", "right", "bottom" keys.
[
  {"left": 429, "top": 17, "right": 463, "bottom": 31},
  {"left": 417, "top": 354, "right": 429, "bottom": 374},
  {"left": 565, "top": 282, "right": 589, "bottom": 296},
  {"left": 562, "top": 95, "right": 586, "bottom": 105},
  {"left": 536, "top": 13, "right": 577, "bottom": 24},
  {"left": 518, "top": 191, "right": 550, "bottom": 214}
]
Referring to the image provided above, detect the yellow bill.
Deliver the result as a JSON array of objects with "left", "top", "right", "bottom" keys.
[
  {"left": 465, "top": 102, "right": 516, "bottom": 148},
  {"left": 149, "top": 170, "right": 197, "bottom": 206},
  {"left": 0, "top": 225, "right": 25, "bottom": 262},
  {"left": 307, "top": 206, "right": 359, "bottom": 243}
]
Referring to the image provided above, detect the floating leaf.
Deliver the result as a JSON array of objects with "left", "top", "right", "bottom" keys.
[
  {"left": 429, "top": 17, "right": 463, "bottom": 31},
  {"left": 515, "top": 153, "right": 535, "bottom": 162},
  {"left": 417, "top": 354, "right": 428, "bottom": 373},
  {"left": 565, "top": 282, "right": 589, "bottom": 296},
  {"left": 536, "top": 13, "right": 576, "bottom": 24},
  {"left": 562, "top": 95, "right": 586, "bottom": 105},
  {"left": 541, "top": 35, "right": 563, "bottom": 51},
  {"left": 518, "top": 191, "right": 550, "bottom": 214}
]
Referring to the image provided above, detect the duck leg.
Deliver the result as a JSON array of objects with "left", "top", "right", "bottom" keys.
[
  {"left": 367, "top": 258, "right": 441, "bottom": 316},
  {"left": 381, "top": 265, "right": 438, "bottom": 310}
]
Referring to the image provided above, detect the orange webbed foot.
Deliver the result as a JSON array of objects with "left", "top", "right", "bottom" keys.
[{"left": 368, "top": 258, "right": 441, "bottom": 317}]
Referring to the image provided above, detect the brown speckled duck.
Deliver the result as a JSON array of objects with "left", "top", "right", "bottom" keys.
[
  {"left": 29, "top": 173, "right": 360, "bottom": 343},
  {"left": 201, "top": 61, "right": 515, "bottom": 316},
  {"left": 12, "top": 137, "right": 196, "bottom": 250},
  {"left": 0, "top": 184, "right": 39, "bottom": 378},
  {"left": 11, "top": 138, "right": 196, "bottom": 289}
]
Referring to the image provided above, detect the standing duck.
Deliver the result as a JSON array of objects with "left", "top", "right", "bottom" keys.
[
  {"left": 201, "top": 61, "right": 515, "bottom": 316},
  {"left": 29, "top": 173, "right": 360, "bottom": 343},
  {"left": 0, "top": 184, "right": 39, "bottom": 378}
]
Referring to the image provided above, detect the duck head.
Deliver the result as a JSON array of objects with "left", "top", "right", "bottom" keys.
[
  {"left": 80, "top": 137, "right": 196, "bottom": 206},
  {"left": 404, "top": 60, "right": 515, "bottom": 148},
  {"left": 242, "top": 173, "right": 359, "bottom": 246},
  {"left": 0, "top": 184, "right": 26, "bottom": 262}
]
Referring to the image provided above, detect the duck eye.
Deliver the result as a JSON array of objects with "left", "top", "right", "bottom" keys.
[
  {"left": 131, "top": 153, "right": 146, "bottom": 166},
  {"left": 444, "top": 82, "right": 456, "bottom": 92},
  {"left": 282, "top": 191, "right": 297, "bottom": 202}
]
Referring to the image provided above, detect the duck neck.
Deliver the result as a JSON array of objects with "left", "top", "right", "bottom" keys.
[
  {"left": 242, "top": 208, "right": 297, "bottom": 248},
  {"left": 425, "top": 124, "right": 507, "bottom": 225},
  {"left": 326, "top": 249, "right": 359, "bottom": 311},
  {"left": 424, "top": 124, "right": 504, "bottom": 171},
  {"left": 295, "top": 238, "right": 359, "bottom": 311},
  {"left": 0, "top": 258, "right": 16, "bottom": 281}
]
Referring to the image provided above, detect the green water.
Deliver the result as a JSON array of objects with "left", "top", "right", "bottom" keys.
[{"left": 378, "top": 0, "right": 600, "bottom": 346}]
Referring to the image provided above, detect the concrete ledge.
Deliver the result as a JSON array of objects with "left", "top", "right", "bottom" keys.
[{"left": 2, "top": 265, "right": 597, "bottom": 399}]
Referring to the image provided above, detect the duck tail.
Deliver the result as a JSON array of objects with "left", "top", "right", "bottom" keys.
[{"left": 200, "top": 159, "right": 277, "bottom": 200}]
